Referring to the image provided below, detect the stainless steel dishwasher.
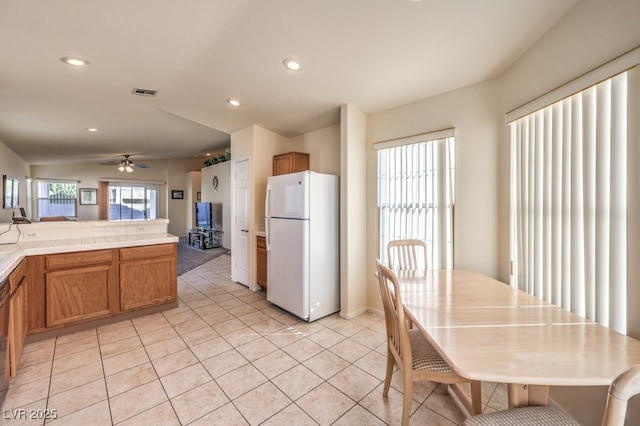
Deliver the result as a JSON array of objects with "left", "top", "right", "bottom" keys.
[{"left": 0, "top": 279, "right": 9, "bottom": 407}]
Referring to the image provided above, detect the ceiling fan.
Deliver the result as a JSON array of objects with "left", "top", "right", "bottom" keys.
[{"left": 99, "top": 155, "right": 149, "bottom": 173}]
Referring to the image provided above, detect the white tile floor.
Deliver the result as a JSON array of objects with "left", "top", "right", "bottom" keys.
[{"left": 0, "top": 254, "right": 508, "bottom": 425}]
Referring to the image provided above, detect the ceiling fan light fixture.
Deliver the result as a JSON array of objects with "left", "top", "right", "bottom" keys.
[
  {"left": 61, "top": 56, "right": 90, "bottom": 67},
  {"left": 117, "top": 155, "right": 136, "bottom": 173}
]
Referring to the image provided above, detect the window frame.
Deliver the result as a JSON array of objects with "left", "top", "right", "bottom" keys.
[
  {"left": 375, "top": 130, "right": 456, "bottom": 270},
  {"left": 107, "top": 182, "right": 158, "bottom": 220},
  {"left": 35, "top": 179, "right": 78, "bottom": 219}
]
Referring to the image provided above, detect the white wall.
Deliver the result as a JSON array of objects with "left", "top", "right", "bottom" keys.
[{"left": 0, "top": 140, "right": 30, "bottom": 223}]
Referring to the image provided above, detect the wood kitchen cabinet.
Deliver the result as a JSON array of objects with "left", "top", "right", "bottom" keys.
[
  {"left": 7, "top": 259, "right": 27, "bottom": 377},
  {"left": 257, "top": 235, "right": 267, "bottom": 289},
  {"left": 272, "top": 152, "right": 309, "bottom": 176},
  {"left": 17, "top": 243, "right": 176, "bottom": 338},
  {"left": 45, "top": 250, "right": 116, "bottom": 328},
  {"left": 119, "top": 244, "right": 177, "bottom": 311}
]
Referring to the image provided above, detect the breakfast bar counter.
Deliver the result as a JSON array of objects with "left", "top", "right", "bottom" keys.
[{"left": 0, "top": 219, "right": 178, "bottom": 281}]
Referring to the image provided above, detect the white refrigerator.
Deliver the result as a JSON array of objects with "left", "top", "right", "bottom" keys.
[{"left": 265, "top": 171, "right": 339, "bottom": 322}]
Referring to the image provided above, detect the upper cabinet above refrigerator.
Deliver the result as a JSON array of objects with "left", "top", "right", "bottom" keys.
[{"left": 272, "top": 152, "right": 309, "bottom": 176}]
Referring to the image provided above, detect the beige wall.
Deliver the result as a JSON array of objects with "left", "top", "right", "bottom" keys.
[
  {"left": 366, "top": 80, "right": 502, "bottom": 317},
  {"left": 28, "top": 157, "right": 205, "bottom": 236},
  {"left": 253, "top": 126, "right": 290, "bottom": 234},
  {"left": 185, "top": 171, "right": 201, "bottom": 231},
  {"left": 230, "top": 125, "right": 289, "bottom": 289},
  {"left": 341, "top": 104, "right": 368, "bottom": 318},
  {"left": 289, "top": 124, "right": 341, "bottom": 175},
  {"left": 0, "top": 140, "right": 30, "bottom": 224},
  {"left": 201, "top": 161, "right": 231, "bottom": 249},
  {"left": 362, "top": 1, "right": 640, "bottom": 423},
  {"left": 495, "top": 1, "right": 640, "bottom": 423}
]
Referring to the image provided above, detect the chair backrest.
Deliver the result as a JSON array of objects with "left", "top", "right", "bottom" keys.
[
  {"left": 387, "top": 239, "right": 428, "bottom": 270},
  {"left": 39, "top": 216, "right": 69, "bottom": 222},
  {"left": 602, "top": 364, "right": 640, "bottom": 425},
  {"left": 376, "top": 260, "right": 412, "bottom": 370}
]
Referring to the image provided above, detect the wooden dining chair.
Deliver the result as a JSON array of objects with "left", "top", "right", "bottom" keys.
[
  {"left": 387, "top": 239, "right": 428, "bottom": 270},
  {"left": 464, "top": 364, "right": 640, "bottom": 426},
  {"left": 39, "top": 216, "right": 69, "bottom": 222},
  {"left": 376, "top": 260, "right": 482, "bottom": 425}
]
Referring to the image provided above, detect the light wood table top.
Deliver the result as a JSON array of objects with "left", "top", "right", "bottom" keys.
[{"left": 396, "top": 269, "right": 640, "bottom": 406}]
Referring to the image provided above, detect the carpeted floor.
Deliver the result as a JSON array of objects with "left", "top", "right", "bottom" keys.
[{"left": 177, "top": 237, "right": 230, "bottom": 275}]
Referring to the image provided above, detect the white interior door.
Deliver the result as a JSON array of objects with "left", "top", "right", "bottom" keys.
[{"left": 233, "top": 159, "right": 250, "bottom": 286}]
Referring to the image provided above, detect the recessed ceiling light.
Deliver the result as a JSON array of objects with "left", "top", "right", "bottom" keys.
[
  {"left": 86, "top": 128, "right": 98, "bottom": 132},
  {"left": 283, "top": 58, "right": 301, "bottom": 71},
  {"left": 60, "top": 56, "right": 90, "bottom": 66},
  {"left": 227, "top": 99, "right": 241, "bottom": 107}
]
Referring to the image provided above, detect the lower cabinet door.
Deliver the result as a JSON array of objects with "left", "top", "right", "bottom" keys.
[
  {"left": 46, "top": 265, "right": 112, "bottom": 327},
  {"left": 8, "top": 283, "right": 27, "bottom": 377},
  {"left": 120, "top": 257, "right": 176, "bottom": 311}
]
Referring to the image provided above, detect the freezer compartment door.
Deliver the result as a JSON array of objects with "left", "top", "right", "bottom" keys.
[
  {"left": 266, "top": 172, "right": 309, "bottom": 219},
  {"left": 266, "top": 218, "right": 309, "bottom": 320}
]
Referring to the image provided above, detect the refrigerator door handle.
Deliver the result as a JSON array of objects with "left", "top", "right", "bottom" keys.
[
  {"left": 265, "top": 184, "right": 271, "bottom": 219},
  {"left": 265, "top": 218, "right": 270, "bottom": 251},
  {"left": 265, "top": 183, "right": 271, "bottom": 251}
]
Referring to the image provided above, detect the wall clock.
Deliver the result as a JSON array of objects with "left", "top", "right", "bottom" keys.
[{"left": 212, "top": 175, "right": 219, "bottom": 191}]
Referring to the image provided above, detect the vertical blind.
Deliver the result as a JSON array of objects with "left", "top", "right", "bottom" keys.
[
  {"left": 376, "top": 133, "right": 455, "bottom": 269},
  {"left": 509, "top": 72, "right": 627, "bottom": 333}
]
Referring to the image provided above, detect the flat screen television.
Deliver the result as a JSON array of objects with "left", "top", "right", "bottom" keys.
[
  {"left": 195, "top": 202, "right": 212, "bottom": 229},
  {"left": 195, "top": 202, "right": 222, "bottom": 230}
]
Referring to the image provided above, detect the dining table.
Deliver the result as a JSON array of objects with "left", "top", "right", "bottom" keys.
[{"left": 395, "top": 268, "right": 640, "bottom": 408}]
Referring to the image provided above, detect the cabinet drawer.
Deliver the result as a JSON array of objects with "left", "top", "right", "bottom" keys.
[
  {"left": 120, "top": 243, "right": 174, "bottom": 262},
  {"left": 46, "top": 250, "right": 113, "bottom": 271},
  {"left": 8, "top": 258, "right": 27, "bottom": 294}
]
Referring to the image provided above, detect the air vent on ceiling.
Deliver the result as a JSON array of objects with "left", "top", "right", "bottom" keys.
[{"left": 131, "top": 87, "right": 158, "bottom": 97}]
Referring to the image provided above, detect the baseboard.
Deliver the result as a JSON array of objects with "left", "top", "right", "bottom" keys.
[{"left": 339, "top": 306, "right": 384, "bottom": 320}]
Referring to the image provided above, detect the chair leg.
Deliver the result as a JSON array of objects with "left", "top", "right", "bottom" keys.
[
  {"left": 383, "top": 348, "right": 394, "bottom": 397},
  {"left": 470, "top": 381, "right": 482, "bottom": 415},
  {"left": 440, "top": 383, "right": 449, "bottom": 395},
  {"left": 402, "top": 373, "right": 413, "bottom": 426}
]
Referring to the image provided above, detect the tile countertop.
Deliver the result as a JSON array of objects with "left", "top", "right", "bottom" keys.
[{"left": 0, "top": 219, "right": 178, "bottom": 282}]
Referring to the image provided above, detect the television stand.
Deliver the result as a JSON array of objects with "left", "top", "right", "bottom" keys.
[{"left": 188, "top": 228, "right": 222, "bottom": 250}]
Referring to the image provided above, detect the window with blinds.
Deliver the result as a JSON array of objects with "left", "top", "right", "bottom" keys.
[
  {"left": 376, "top": 132, "right": 455, "bottom": 270},
  {"left": 509, "top": 72, "right": 628, "bottom": 333}
]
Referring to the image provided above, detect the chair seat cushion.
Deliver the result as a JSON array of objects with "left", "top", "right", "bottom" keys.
[
  {"left": 463, "top": 406, "right": 579, "bottom": 426},
  {"left": 409, "top": 329, "right": 453, "bottom": 373}
]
